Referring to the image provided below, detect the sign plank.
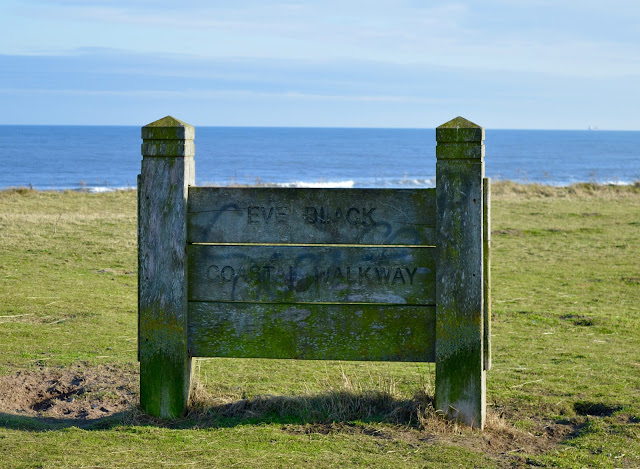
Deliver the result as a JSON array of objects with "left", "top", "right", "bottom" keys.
[
  {"left": 188, "top": 187, "right": 436, "bottom": 245},
  {"left": 188, "top": 302, "right": 436, "bottom": 361},
  {"left": 188, "top": 245, "right": 435, "bottom": 304}
]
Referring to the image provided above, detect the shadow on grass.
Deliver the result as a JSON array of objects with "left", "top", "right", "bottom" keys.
[
  {"left": 0, "top": 410, "right": 131, "bottom": 431},
  {"left": 2, "top": 391, "right": 591, "bottom": 464},
  {"left": 0, "top": 389, "right": 435, "bottom": 432}
]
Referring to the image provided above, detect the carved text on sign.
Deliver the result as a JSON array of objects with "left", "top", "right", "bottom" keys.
[
  {"left": 247, "top": 206, "right": 289, "bottom": 224},
  {"left": 205, "top": 263, "right": 421, "bottom": 288},
  {"left": 244, "top": 205, "right": 378, "bottom": 227},
  {"left": 304, "top": 207, "right": 376, "bottom": 226}
]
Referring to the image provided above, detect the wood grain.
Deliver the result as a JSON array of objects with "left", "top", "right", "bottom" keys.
[
  {"left": 434, "top": 116, "right": 486, "bottom": 429},
  {"left": 188, "top": 244, "right": 436, "bottom": 305},
  {"left": 483, "top": 177, "right": 492, "bottom": 371},
  {"left": 138, "top": 116, "right": 194, "bottom": 418},
  {"left": 188, "top": 302, "right": 436, "bottom": 362},
  {"left": 188, "top": 187, "right": 436, "bottom": 245}
]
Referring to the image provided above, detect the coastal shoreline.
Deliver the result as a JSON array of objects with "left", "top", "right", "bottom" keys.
[{"left": 2, "top": 179, "right": 639, "bottom": 197}]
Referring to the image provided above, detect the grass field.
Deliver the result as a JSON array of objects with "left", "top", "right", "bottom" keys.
[{"left": 0, "top": 182, "right": 639, "bottom": 468}]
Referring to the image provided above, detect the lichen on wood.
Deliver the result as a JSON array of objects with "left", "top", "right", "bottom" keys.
[
  {"left": 137, "top": 115, "right": 490, "bottom": 429},
  {"left": 434, "top": 117, "right": 487, "bottom": 429},
  {"left": 138, "top": 117, "right": 194, "bottom": 418}
]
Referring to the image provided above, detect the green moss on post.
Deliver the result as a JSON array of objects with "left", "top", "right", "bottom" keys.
[
  {"left": 138, "top": 116, "right": 195, "bottom": 418},
  {"left": 435, "top": 116, "right": 486, "bottom": 428}
]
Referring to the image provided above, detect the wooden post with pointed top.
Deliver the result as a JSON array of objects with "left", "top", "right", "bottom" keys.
[
  {"left": 138, "top": 116, "right": 195, "bottom": 418},
  {"left": 435, "top": 116, "right": 486, "bottom": 428}
]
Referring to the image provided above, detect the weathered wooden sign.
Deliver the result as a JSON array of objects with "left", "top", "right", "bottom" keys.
[
  {"left": 188, "top": 244, "right": 435, "bottom": 303},
  {"left": 187, "top": 187, "right": 436, "bottom": 245},
  {"left": 138, "top": 115, "right": 491, "bottom": 428}
]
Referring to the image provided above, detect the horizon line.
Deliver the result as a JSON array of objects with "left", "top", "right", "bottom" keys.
[{"left": 0, "top": 123, "right": 636, "bottom": 132}]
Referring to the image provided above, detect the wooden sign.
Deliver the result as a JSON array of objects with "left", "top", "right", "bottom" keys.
[
  {"left": 188, "top": 187, "right": 436, "bottom": 245},
  {"left": 188, "top": 244, "right": 435, "bottom": 304},
  {"left": 138, "top": 115, "right": 491, "bottom": 429}
]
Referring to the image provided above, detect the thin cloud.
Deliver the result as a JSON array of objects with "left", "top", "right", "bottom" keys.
[
  {"left": 7, "top": 1, "right": 638, "bottom": 77},
  {"left": 1, "top": 1, "right": 638, "bottom": 127},
  {"left": 0, "top": 87, "right": 452, "bottom": 104}
]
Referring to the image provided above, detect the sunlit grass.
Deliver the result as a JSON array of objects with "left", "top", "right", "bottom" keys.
[{"left": 0, "top": 183, "right": 639, "bottom": 467}]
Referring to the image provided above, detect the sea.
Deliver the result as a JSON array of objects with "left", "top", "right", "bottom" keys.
[{"left": 0, "top": 126, "right": 639, "bottom": 191}]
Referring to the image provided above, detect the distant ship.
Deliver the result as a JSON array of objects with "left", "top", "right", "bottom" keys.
[{"left": 588, "top": 125, "right": 599, "bottom": 131}]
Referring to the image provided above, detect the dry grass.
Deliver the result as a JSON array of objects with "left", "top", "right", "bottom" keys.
[
  {"left": 186, "top": 359, "right": 513, "bottom": 438},
  {"left": 187, "top": 360, "right": 423, "bottom": 426},
  {"left": 491, "top": 179, "right": 640, "bottom": 199}
]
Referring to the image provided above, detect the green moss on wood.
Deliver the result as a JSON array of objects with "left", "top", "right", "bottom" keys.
[
  {"left": 435, "top": 119, "right": 486, "bottom": 428},
  {"left": 188, "top": 303, "right": 436, "bottom": 362},
  {"left": 142, "top": 116, "right": 195, "bottom": 141},
  {"left": 139, "top": 312, "right": 191, "bottom": 418},
  {"left": 435, "top": 142, "right": 484, "bottom": 160},
  {"left": 141, "top": 141, "right": 195, "bottom": 157},
  {"left": 140, "top": 351, "right": 191, "bottom": 418},
  {"left": 435, "top": 346, "right": 484, "bottom": 427},
  {"left": 436, "top": 116, "right": 484, "bottom": 143}
]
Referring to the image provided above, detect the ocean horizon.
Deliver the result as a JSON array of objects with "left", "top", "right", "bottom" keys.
[{"left": 1, "top": 125, "right": 639, "bottom": 192}]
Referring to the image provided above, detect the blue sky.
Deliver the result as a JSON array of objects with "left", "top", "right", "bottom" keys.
[{"left": 1, "top": 0, "right": 638, "bottom": 129}]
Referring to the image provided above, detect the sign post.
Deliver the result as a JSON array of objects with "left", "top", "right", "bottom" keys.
[
  {"left": 138, "top": 116, "right": 489, "bottom": 428},
  {"left": 139, "top": 116, "right": 194, "bottom": 418},
  {"left": 435, "top": 117, "right": 486, "bottom": 428}
]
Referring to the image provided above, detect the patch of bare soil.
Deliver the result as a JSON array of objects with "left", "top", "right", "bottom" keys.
[
  {"left": 0, "top": 363, "right": 138, "bottom": 420},
  {"left": 465, "top": 414, "right": 580, "bottom": 467},
  {"left": 282, "top": 411, "right": 581, "bottom": 468},
  {"left": 0, "top": 365, "right": 588, "bottom": 466}
]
